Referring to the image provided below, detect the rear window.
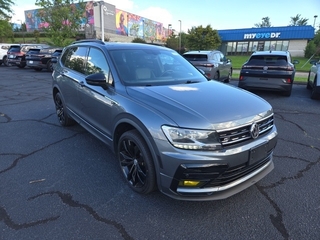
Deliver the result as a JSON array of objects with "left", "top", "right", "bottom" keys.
[
  {"left": 8, "top": 46, "right": 21, "bottom": 52},
  {"left": 183, "top": 54, "right": 208, "bottom": 61},
  {"left": 247, "top": 55, "right": 288, "bottom": 66}
]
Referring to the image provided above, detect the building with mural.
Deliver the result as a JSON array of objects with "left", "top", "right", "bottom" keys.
[{"left": 23, "top": 1, "right": 171, "bottom": 44}]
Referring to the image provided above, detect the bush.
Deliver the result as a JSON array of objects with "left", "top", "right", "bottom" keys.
[
  {"left": 132, "top": 38, "right": 146, "bottom": 43},
  {"left": 305, "top": 40, "right": 316, "bottom": 58}
]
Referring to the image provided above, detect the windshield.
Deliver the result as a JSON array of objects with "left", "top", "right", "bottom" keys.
[{"left": 110, "top": 49, "right": 207, "bottom": 86}]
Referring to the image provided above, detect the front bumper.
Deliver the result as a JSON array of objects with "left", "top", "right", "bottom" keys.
[{"left": 156, "top": 125, "right": 277, "bottom": 201}]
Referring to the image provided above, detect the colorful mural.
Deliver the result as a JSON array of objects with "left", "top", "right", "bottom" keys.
[
  {"left": 116, "top": 9, "right": 128, "bottom": 36},
  {"left": 24, "top": 1, "right": 95, "bottom": 31}
]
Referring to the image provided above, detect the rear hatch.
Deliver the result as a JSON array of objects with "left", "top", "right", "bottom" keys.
[
  {"left": 240, "top": 55, "right": 294, "bottom": 79},
  {"left": 25, "top": 49, "right": 42, "bottom": 61},
  {"left": 183, "top": 54, "right": 213, "bottom": 71}
]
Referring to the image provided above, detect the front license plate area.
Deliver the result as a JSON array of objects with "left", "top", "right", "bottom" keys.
[{"left": 249, "top": 142, "right": 269, "bottom": 165}]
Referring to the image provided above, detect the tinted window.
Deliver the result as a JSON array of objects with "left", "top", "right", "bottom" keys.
[
  {"left": 8, "top": 46, "right": 21, "bottom": 52},
  {"left": 63, "top": 47, "right": 87, "bottom": 74},
  {"left": 86, "top": 47, "right": 112, "bottom": 84},
  {"left": 183, "top": 54, "right": 208, "bottom": 61},
  {"left": 248, "top": 55, "right": 288, "bottom": 66}
]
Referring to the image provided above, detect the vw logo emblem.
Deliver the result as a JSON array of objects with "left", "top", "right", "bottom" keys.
[
  {"left": 250, "top": 122, "right": 260, "bottom": 139},
  {"left": 263, "top": 66, "right": 268, "bottom": 70}
]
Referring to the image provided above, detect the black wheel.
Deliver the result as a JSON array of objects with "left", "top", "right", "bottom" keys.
[
  {"left": 18, "top": 64, "right": 26, "bottom": 68},
  {"left": 213, "top": 71, "right": 219, "bottom": 81},
  {"left": 224, "top": 69, "right": 232, "bottom": 83},
  {"left": 34, "top": 68, "right": 42, "bottom": 71},
  {"left": 310, "top": 78, "right": 320, "bottom": 100},
  {"left": 117, "top": 130, "right": 156, "bottom": 194},
  {"left": 306, "top": 72, "right": 312, "bottom": 90},
  {"left": 47, "top": 60, "right": 53, "bottom": 71},
  {"left": 54, "top": 92, "right": 75, "bottom": 126},
  {"left": 4, "top": 56, "right": 11, "bottom": 67}
]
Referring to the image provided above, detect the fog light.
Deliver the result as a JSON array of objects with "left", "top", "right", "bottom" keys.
[{"left": 180, "top": 180, "right": 201, "bottom": 187}]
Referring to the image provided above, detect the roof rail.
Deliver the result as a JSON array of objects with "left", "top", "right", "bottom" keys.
[{"left": 72, "top": 39, "right": 105, "bottom": 45}]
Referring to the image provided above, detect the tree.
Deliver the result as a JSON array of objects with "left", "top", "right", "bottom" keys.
[
  {"left": 0, "top": 19, "right": 13, "bottom": 42},
  {"left": 186, "top": 25, "right": 221, "bottom": 50},
  {"left": 35, "top": 0, "right": 86, "bottom": 47},
  {"left": 132, "top": 37, "right": 146, "bottom": 43},
  {"left": 254, "top": 17, "right": 272, "bottom": 28},
  {"left": 0, "top": 0, "right": 14, "bottom": 19},
  {"left": 289, "top": 14, "right": 308, "bottom": 26},
  {"left": 305, "top": 29, "right": 320, "bottom": 58},
  {"left": 166, "top": 33, "right": 179, "bottom": 51}
]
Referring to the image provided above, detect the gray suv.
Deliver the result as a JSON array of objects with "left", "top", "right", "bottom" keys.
[
  {"left": 183, "top": 50, "right": 232, "bottom": 82},
  {"left": 52, "top": 40, "right": 277, "bottom": 201}
]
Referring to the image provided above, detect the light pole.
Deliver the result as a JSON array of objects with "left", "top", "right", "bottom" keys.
[
  {"left": 313, "top": 15, "right": 318, "bottom": 29},
  {"left": 17, "top": 19, "right": 25, "bottom": 43},
  {"left": 100, "top": 1, "right": 104, "bottom": 42},
  {"left": 178, "top": 20, "right": 181, "bottom": 53},
  {"left": 142, "top": 19, "right": 145, "bottom": 40},
  {"left": 168, "top": 24, "right": 171, "bottom": 37}
]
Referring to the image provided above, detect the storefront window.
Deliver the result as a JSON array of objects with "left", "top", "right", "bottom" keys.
[
  {"left": 269, "top": 41, "right": 277, "bottom": 51},
  {"left": 236, "top": 42, "right": 248, "bottom": 54},
  {"left": 227, "top": 42, "right": 234, "bottom": 55},
  {"left": 275, "top": 41, "right": 282, "bottom": 51},
  {"left": 282, "top": 41, "right": 289, "bottom": 51},
  {"left": 263, "top": 41, "right": 270, "bottom": 51}
]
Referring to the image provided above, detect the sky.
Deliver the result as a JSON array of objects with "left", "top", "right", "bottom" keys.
[{"left": 11, "top": 0, "right": 320, "bottom": 32}]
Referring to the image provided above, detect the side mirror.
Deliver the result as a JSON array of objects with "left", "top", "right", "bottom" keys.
[
  {"left": 51, "top": 57, "right": 57, "bottom": 63},
  {"left": 310, "top": 60, "right": 317, "bottom": 65},
  {"left": 85, "top": 73, "right": 108, "bottom": 89},
  {"left": 292, "top": 60, "right": 299, "bottom": 64}
]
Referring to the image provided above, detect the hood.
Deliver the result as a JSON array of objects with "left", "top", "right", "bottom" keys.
[{"left": 126, "top": 81, "right": 272, "bottom": 129}]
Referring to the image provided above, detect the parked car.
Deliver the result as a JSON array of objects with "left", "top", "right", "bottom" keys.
[
  {"left": 7, "top": 44, "right": 50, "bottom": 68},
  {"left": 0, "top": 43, "right": 12, "bottom": 66},
  {"left": 26, "top": 47, "right": 62, "bottom": 71},
  {"left": 182, "top": 50, "right": 232, "bottom": 82},
  {"left": 238, "top": 50, "right": 299, "bottom": 97},
  {"left": 307, "top": 59, "right": 320, "bottom": 99},
  {"left": 52, "top": 40, "right": 277, "bottom": 201}
]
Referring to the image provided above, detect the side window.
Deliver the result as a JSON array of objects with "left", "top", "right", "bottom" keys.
[
  {"left": 214, "top": 53, "right": 220, "bottom": 62},
  {"left": 220, "top": 53, "right": 225, "bottom": 62},
  {"left": 63, "top": 46, "right": 87, "bottom": 74},
  {"left": 86, "top": 47, "right": 113, "bottom": 85}
]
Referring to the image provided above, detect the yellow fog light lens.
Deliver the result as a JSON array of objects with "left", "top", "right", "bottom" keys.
[{"left": 181, "top": 180, "right": 201, "bottom": 187}]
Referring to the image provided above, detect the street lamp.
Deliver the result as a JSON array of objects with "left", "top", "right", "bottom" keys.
[
  {"left": 178, "top": 20, "right": 181, "bottom": 53},
  {"left": 17, "top": 19, "right": 25, "bottom": 43},
  {"left": 142, "top": 19, "right": 145, "bottom": 40},
  {"left": 94, "top": 1, "right": 104, "bottom": 42},
  {"left": 313, "top": 15, "right": 318, "bottom": 29},
  {"left": 168, "top": 24, "right": 171, "bottom": 37}
]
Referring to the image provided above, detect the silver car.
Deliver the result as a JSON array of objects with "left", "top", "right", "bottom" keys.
[
  {"left": 307, "top": 59, "right": 320, "bottom": 99},
  {"left": 52, "top": 40, "right": 277, "bottom": 201},
  {"left": 182, "top": 50, "right": 233, "bottom": 82}
]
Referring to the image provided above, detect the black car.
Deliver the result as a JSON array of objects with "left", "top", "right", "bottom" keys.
[
  {"left": 7, "top": 44, "right": 50, "bottom": 68},
  {"left": 238, "top": 50, "right": 299, "bottom": 96},
  {"left": 26, "top": 47, "right": 62, "bottom": 71}
]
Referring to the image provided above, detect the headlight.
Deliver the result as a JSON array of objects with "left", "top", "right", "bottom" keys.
[{"left": 161, "top": 125, "right": 222, "bottom": 150}]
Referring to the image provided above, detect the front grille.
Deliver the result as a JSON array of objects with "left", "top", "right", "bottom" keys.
[{"left": 218, "top": 115, "right": 274, "bottom": 146}]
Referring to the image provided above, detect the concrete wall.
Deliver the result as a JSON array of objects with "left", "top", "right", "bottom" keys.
[{"left": 288, "top": 40, "right": 308, "bottom": 57}]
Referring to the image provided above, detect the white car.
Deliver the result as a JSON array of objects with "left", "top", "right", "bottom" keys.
[
  {"left": 307, "top": 60, "right": 320, "bottom": 99},
  {"left": 0, "top": 43, "right": 12, "bottom": 66}
]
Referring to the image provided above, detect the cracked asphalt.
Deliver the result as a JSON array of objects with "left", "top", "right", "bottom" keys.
[{"left": 0, "top": 66, "right": 319, "bottom": 240}]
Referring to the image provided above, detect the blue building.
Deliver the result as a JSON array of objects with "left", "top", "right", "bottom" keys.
[{"left": 217, "top": 25, "right": 315, "bottom": 57}]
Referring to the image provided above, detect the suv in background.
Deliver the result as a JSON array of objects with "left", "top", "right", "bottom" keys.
[
  {"left": 183, "top": 50, "right": 232, "bottom": 82},
  {"left": 238, "top": 51, "right": 299, "bottom": 97},
  {"left": 0, "top": 43, "right": 11, "bottom": 66},
  {"left": 26, "top": 47, "right": 62, "bottom": 72},
  {"left": 7, "top": 44, "right": 50, "bottom": 68},
  {"left": 51, "top": 40, "right": 277, "bottom": 201}
]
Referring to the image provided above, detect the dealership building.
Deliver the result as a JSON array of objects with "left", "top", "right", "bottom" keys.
[
  {"left": 23, "top": 1, "right": 315, "bottom": 57},
  {"left": 217, "top": 26, "right": 315, "bottom": 57}
]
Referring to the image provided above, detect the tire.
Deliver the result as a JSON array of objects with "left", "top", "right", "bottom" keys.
[
  {"left": 282, "top": 90, "right": 292, "bottom": 97},
  {"left": 310, "top": 78, "right": 319, "bottom": 100},
  {"left": 3, "top": 56, "right": 11, "bottom": 67},
  {"left": 224, "top": 69, "right": 232, "bottom": 83},
  {"left": 18, "top": 64, "right": 26, "bottom": 68},
  {"left": 117, "top": 129, "right": 156, "bottom": 194},
  {"left": 54, "top": 92, "right": 76, "bottom": 126},
  {"left": 306, "top": 72, "right": 312, "bottom": 90},
  {"left": 34, "top": 68, "right": 42, "bottom": 71},
  {"left": 47, "top": 60, "right": 53, "bottom": 72},
  {"left": 213, "top": 71, "right": 220, "bottom": 81}
]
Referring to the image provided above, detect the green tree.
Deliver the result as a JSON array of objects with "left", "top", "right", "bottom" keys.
[
  {"left": 35, "top": 0, "right": 86, "bottom": 47},
  {"left": 186, "top": 25, "right": 221, "bottom": 50},
  {"left": 289, "top": 14, "right": 308, "bottom": 26},
  {"left": 0, "top": 0, "right": 14, "bottom": 19},
  {"left": 305, "top": 29, "right": 320, "bottom": 58},
  {"left": 166, "top": 32, "right": 179, "bottom": 51},
  {"left": 132, "top": 37, "right": 146, "bottom": 43},
  {"left": 0, "top": 19, "right": 13, "bottom": 42},
  {"left": 254, "top": 17, "right": 272, "bottom": 28}
]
